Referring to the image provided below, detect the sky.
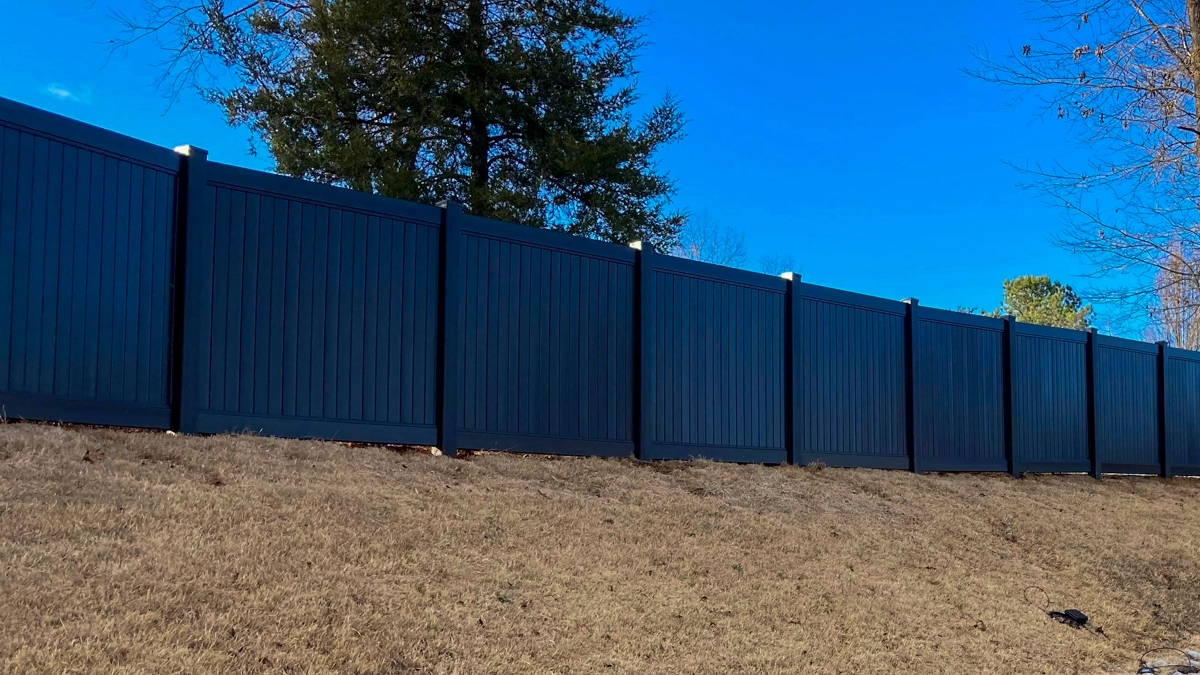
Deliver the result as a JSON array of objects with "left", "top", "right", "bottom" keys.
[{"left": 0, "top": 0, "right": 1103, "bottom": 317}]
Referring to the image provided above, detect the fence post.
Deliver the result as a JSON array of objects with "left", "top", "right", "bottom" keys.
[
  {"left": 1086, "top": 327, "right": 1101, "bottom": 480},
  {"left": 172, "top": 145, "right": 210, "bottom": 434},
  {"left": 632, "top": 241, "right": 655, "bottom": 460},
  {"left": 1157, "top": 340, "right": 1170, "bottom": 478},
  {"left": 903, "top": 298, "right": 920, "bottom": 474},
  {"left": 783, "top": 272, "right": 801, "bottom": 465},
  {"left": 1002, "top": 314, "right": 1019, "bottom": 477},
  {"left": 436, "top": 200, "right": 464, "bottom": 459}
]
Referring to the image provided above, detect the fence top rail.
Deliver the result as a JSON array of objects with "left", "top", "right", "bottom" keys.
[
  {"left": 654, "top": 254, "right": 788, "bottom": 293},
  {"left": 0, "top": 96, "right": 180, "bottom": 171},
  {"left": 919, "top": 305, "right": 1005, "bottom": 332},
  {"left": 1166, "top": 345, "right": 1200, "bottom": 362},
  {"left": 459, "top": 212, "right": 637, "bottom": 264},
  {"left": 797, "top": 282, "right": 907, "bottom": 316},
  {"left": 1095, "top": 333, "right": 1159, "bottom": 355},
  {"left": 1013, "top": 322, "right": 1088, "bottom": 343},
  {"left": 206, "top": 160, "right": 443, "bottom": 226}
]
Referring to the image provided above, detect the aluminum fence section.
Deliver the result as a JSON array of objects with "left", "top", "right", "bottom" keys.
[
  {"left": 1093, "top": 335, "right": 1161, "bottom": 475},
  {"left": 795, "top": 284, "right": 908, "bottom": 469},
  {"left": 914, "top": 307, "right": 1008, "bottom": 472},
  {"left": 1011, "top": 323, "right": 1090, "bottom": 473},
  {"left": 0, "top": 98, "right": 178, "bottom": 427},
  {"left": 643, "top": 255, "right": 787, "bottom": 464},
  {"left": 454, "top": 214, "right": 636, "bottom": 456},
  {"left": 184, "top": 160, "right": 444, "bottom": 444},
  {"left": 1165, "top": 347, "right": 1200, "bottom": 476}
]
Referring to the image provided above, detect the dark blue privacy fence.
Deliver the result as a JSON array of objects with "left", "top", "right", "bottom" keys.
[
  {"left": 2, "top": 97, "right": 1199, "bottom": 477},
  {"left": 0, "top": 98, "right": 178, "bottom": 428}
]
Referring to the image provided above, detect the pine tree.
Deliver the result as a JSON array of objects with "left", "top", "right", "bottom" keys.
[
  {"left": 119, "top": 0, "right": 687, "bottom": 245},
  {"left": 999, "top": 275, "right": 1093, "bottom": 330}
]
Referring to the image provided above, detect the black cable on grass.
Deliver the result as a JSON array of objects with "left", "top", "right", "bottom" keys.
[
  {"left": 1138, "top": 647, "right": 1197, "bottom": 673},
  {"left": 1024, "top": 586, "right": 1050, "bottom": 612},
  {"left": 1022, "top": 586, "right": 1098, "bottom": 633}
]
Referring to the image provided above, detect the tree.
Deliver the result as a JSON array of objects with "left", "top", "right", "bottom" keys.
[
  {"left": 115, "top": 0, "right": 687, "bottom": 246},
  {"left": 970, "top": 0, "right": 1200, "bottom": 327},
  {"left": 1146, "top": 239, "right": 1200, "bottom": 348},
  {"left": 999, "top": 275, "right": 1094, "bottom": 329},
  {"left": 670, "top": 211, "right": 747, "bottom": 267},
  {"left": 758, "top": 252, "right": 797, "bottom": 276}
]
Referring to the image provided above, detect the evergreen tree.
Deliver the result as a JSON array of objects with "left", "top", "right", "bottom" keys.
[
  {"left": 119, "top": 0, "right": 687, "bottom": 245},
  {"left": 999, "top": 275, "right": 1093, "bottom": 330}
]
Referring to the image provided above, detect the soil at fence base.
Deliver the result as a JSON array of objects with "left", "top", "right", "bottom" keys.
[{"left": 1, "top": 422, "right": 1199, "bottom": 674}]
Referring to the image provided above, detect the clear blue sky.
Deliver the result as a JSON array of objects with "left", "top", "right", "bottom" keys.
[{"left": 0, "top": 0, "right": 1100, "bottom": 317}]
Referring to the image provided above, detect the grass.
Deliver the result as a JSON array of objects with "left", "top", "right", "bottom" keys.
[{"left": 1, "top": 423, "right": 1198, "bottom": 674}]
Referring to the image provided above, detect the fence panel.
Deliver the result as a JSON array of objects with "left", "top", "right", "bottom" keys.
[
  {"left": 189, "top": 162, "right": 443, "bottom": 444},
  {"left": 1094, "top": 335, "right": 1161, "bottom": 474},
  {"left": 0, "top": 98, "right": 178, "bottom": 427},
  {"left": 914, "top": 308, "right": 1007, "bottom": 471},
  {"left": 1011, "top": 323, "right": 1090, "bottom": 473},
  {"left": 645, "top": 257, "right": 787, "bottom": 463},
  {"left": 456, "top": 215, "right": 636, "bottom": 456},
  {"left": 7, "top": 97, "right": 1200, "bottom": 475},
  {"left": 1165, "top": 347, "right": 1200, "bottom": 476},
  {"left": 795, "top": 283, "right": 908, "bottom": 468}
]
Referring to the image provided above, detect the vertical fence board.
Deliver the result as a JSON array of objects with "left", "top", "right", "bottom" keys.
[
  {"left": 23, "top": 135, "right": 47, "bottom": 394},
  {"left": 296, "top": 204, "right": 314, "bottom": 419},
  {"left": 39, "top": 142, "right": 62, "bottom": 396},
  {"left": 370, "top": 217, "right": 390, "bottom": 423},
  {"left": 308, "top": 207, "right": 328, "bottom": 418},
  {"left": 115, "top": 161, "right": 135, "bottom": 401},
  {"left": 335, "top": 209, "right": 353, "bottom": 420},
  {"left": 362, "top": 216, "right": 379, "bottom": 423},
  {"left": 282, "top": 202, "right": 303, "bottom": 418},
  {"left": 0, "top": 128, "right": 17, "bottom": 393},
  {"left": 10, "top": 132, "right": 35, "bottom": 395},
  {"left": 133, "top": 165, "right": 154, "bottom": 403},
  {"left": 269, "top": 199, "right": 290, "bottom": 417},
  {"left": 52, "top": 145, "right": 77, "bottom": 397},
  {"left": 232, "top": 189, "right": 252, "bottom": 414}
]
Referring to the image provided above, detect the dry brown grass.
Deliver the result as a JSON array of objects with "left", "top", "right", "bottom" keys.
[{"left": 1, "top": 423, "right": 1199, "bottom": 674}]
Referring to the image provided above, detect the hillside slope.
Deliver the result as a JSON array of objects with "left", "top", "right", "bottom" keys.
[{"left": 1, "top": 423, "right": 1198, "bottom": 674}]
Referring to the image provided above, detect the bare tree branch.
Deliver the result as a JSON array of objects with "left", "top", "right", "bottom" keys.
[
  {"left": 758, "top": 252, "right": 797, "bottom": 276},
  {"left": 971, "top": 0, "right": 1200, "bottom": 344},
  {"left": 670, "top": 211, "right": 747, "bottom": 268}
]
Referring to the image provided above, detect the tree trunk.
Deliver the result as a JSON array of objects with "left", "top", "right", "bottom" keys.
[
  {"left": 1190, "top": 0, "right": 1200, "bottom": 174},
  {"left": 466, "top": 0, "right": 489, "bottom": 214}
]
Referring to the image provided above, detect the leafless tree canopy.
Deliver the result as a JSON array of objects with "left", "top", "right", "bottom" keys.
[
  {"left": 670, "top": 211, "right": 747, "bottom": 268},
  {"left": 1146, "top": 240, "right": 1200, "bottom": 346},
  {"left": 971, "top": 0, "right": 1200, "bottom": 342},
  {"left": 758, "top": 252, "right": 797, "bottom": 276},
  {"left": 111, "top": 0, "right": 310, "bottom": 110}
]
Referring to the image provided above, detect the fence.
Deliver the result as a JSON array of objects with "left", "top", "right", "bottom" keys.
[{"left": 1, "top": 96, "right": 1198, "bottom": 477}]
